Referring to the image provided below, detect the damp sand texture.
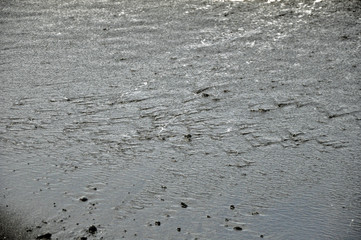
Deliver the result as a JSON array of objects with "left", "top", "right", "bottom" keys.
[{"left": 1, "top": 0, "right": 361, "bottom": 239}]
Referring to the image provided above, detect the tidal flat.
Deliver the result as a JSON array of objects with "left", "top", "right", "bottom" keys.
[{"left": 1, "top": 0, "right": 361, "bottom": 239}]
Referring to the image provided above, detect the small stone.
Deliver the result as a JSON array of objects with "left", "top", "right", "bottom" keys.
[
  {"left": 80, "top": 237, "right": 87, "bottom": 240},
  {"left": 202, "top": 93, "right": 210, "bottom": 97},
  {"left": 207, "top": 215, "right": 211, "bottom": 218},
  {"left": 230, "top": 205, "right": 235, "bottom": 210},
  {"left": 233, "top": 226, "right": 242, "bottom": 231},
  {"left": 36, "top": 233, "right": 52, "bottom": 239},
  {"left": 181, "top": 202, "right": 188, "bottom": 208},
  {"left": 155, "top": 221, "right": 161, "bottom": 226},
  {"left": 260, "top": 235, "right": 264, "bottom": 238},
  {"left": 252, "top": 211, "right": 259, "bottom": 215},
  {"left": 88, "top": 225, "right": 97, "bottom": 234},
  {"left": 177, "top": 227, "right": 181, "bottom": 232},
  {"left": 80, "top": 197, "right": 88, "bottom": 202}
]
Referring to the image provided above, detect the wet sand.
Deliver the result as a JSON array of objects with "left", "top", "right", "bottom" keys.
[{"left": 1, "top": 0, "right": 361, "bottom": 239}]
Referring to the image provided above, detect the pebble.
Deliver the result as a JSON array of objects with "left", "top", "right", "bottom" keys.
[
  {"left": 155, "top": 221, "right": 161, "bottom": 226},
  {"left": 181, "top": 202, "right": 188, "bottom": 208},
  {"left": 88, "top": 225, "right": 97, "bottom": 234},
  {"left": 233, "top": 226, "right": 243, "bottom": 231},
  {"left": 184, "top": 134, "right": 192, "bottom": 140},
  {"left": 36, "top": 233, "right": 52, "bottom": 239},
  {"left": 230, "top": 205, "right": 235, "bottom": 210},
  {"left": 80, "top": 196, "right": 88, "bottom": 202},
  {"left": 177, "top": 227, "right": 181, "bottom": 232}
]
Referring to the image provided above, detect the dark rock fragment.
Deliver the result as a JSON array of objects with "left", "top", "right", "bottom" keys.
[
  {"left": 230, "top": 205, "right": 235, "bottom": 210},
  {"left": 181, "top": 202, "right": 188, "bottom": 208},
  {"left": 233, "top": 226, "right": 242, "bottom": 231},
  {"left": 36, "top": 233, "right": 52, "bottom": 239},
  {"left": 184, "top": 134, "right": 192, "bottom": 139},
  {"left": 155, "top": 221, "right": 161, "bottom": 226},
  {"left": 80, "top": 196, "right": 88, "bottom": 202},
  {"left": 88, "top": 225, "right": 97, "bottom": 234},
  {"left": 177, "top": 227, "right": 181, "bottom": 232}
]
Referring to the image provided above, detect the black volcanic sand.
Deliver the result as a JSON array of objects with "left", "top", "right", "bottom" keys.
[{"left": 1, "top": 0, "right": 361, "bottom": 239}]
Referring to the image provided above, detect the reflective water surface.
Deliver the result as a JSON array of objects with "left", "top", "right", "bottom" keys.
[{"left": 1, "top": 0, "right": 361, "bottom": 239}]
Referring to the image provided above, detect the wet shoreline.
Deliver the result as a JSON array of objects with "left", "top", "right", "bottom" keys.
[{"left": 1, "top": 0, "right": 361, "bottom": 239}]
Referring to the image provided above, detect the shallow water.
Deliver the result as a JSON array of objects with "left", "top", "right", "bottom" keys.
[{"left": 1, "top": 0, "right": 361, "bottom": 239}]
